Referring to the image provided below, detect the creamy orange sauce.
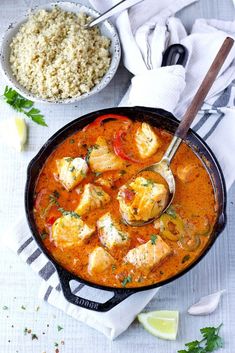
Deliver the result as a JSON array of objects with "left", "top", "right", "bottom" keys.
[{"left": 34, "top": 119, "right": 217, "bottom": 288}]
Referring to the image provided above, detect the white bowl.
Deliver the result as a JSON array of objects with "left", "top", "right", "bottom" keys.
[{"left": 0, "top": 1, "right": 121, "bottom": 104}]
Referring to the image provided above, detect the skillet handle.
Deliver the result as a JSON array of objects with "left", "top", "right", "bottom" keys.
[
  {"left": 56, "top": 267, "right": 134, "bottom": 312},
  {"left": 162, "top": 44, "right": 188, "bottom": 67}
]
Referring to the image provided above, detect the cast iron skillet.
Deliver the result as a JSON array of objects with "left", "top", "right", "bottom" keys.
[
  {"left": 25, "top": 105, "right": 227, "bottom": 312},
  {"left": 25, "top": 45, "right": 226, "bottom": 311}
]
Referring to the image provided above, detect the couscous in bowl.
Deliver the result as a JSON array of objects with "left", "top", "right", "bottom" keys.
[{"left": 0, "top": 2, "right": 121, "bottom": 104}]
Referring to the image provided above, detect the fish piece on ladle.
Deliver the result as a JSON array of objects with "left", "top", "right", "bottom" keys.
[{"left": 117, "top": 176, "right": 168, "bottom": 224}]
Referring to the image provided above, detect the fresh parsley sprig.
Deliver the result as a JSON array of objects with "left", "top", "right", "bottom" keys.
[
  {"left": 178, "top": 324, "right": 224, "bottom": 353},
  {"left": 3, "top": 86, "right": 47, "bottom": 126}
]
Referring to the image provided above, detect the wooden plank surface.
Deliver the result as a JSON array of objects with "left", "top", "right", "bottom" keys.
[{"left": 0, "top": 0, "right": 234, "bottom": 352}]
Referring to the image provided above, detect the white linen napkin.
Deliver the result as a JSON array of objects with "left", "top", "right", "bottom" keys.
[{"left": 3, "top": 0, "right": 235, "bottom": 340}]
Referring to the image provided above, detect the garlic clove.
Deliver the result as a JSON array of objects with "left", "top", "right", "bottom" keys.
[{"left": 188, "top": 290, "right": 225, "bottom": 316}]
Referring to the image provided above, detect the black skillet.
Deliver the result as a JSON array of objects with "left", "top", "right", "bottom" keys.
[{"left": 25, "top": 45, "right": 226, "bottom": 312}]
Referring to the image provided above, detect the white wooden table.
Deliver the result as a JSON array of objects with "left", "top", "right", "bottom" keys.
[{"left": 0, "top": 1, "right": 234, "bottom": 352}]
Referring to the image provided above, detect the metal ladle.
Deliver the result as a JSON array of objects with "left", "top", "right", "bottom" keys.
[{"left": 121, "top": 37, "right": 234, "bottom": 227}]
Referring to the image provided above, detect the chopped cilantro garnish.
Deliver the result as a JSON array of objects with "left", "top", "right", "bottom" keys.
[
  {"left": 41, "top": 192, "right": 60, "bottom": 217},
  {"left": 68, "top": 211, "right": 80, "bottom": 219},
  {"left": 58, "top": 208, "right": 80, "bottom": 218},
  {"left": 53, "top": 190, "right": 60, "bottom": 199},
  {"left": 166, "top": 206, "right": 177, "bottom": 219},
  {"left": 86, "top": 144, "right": 99, "bottom": 163},
  {"left": 111, "top": 264, "right": 116, "bottom": 272},
  {"left": 49, "top": 193, "right": 60, "bottom": 207},
  {"left": 57, "top": 325, "right": 63, "bottom": 332},
  {"left": 122, "top": 275, "right": 132, "bottom": 287},
  {"left": 141, "top": 179, "right": 155, "bottom": 187},
  {"left": 150, "top": 234, "right": 157, "bottom": 245},
  {"left": 118, "top": 231, "right": 127, "bottom": 241},
  {"left": 182, "top": 255, "right": 190, "bottom": 264},
  {"left": 40, "top": 232, "right": 48, "bottom": 240},
  {"left": 96, "top": 191, "right": 104, "bottom": 196},
  {"left": 86, "top": 147, "right": 93, "bottom": 162},
  {"left": 120, "top": 170, "right": 127, "bottom": 175}
]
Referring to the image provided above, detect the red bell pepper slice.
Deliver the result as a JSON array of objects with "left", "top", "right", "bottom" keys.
[
  {"left": 34, "top": 188, "right": 47, "bottom": 211},
  {"left": 46, "top": 205, "right": 61, "bottom": 226},
  {"left": 47, "top": 216, "right": 57, "bottom": 226},
  {"left": 83, "top": 114, "right": 131, "bottom": 131},
  {"left": 113, "top": 130, "right": 141, "bottom": 163}
]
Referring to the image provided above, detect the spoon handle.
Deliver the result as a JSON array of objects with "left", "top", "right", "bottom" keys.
[
  {"left": 175, "top": 37, "right": 234, "bottom": 140},
  {"left": 86, "top": 0, "right": 143, "bottom": 28}
]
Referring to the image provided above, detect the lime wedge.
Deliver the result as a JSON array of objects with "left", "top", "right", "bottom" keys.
[
  {"left": 138, "top": 310, "right": 179, "bottom": 340},
  {"left": 14, "top": 117, "right": 27, "bottom": 151},
  {"left": 0, "top": 117, "right": 27, "bottom": 151}
]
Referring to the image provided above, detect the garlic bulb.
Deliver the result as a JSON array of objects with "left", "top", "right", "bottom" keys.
[{"left": 188, "top": 290, "right": 225, "bottom": 316}]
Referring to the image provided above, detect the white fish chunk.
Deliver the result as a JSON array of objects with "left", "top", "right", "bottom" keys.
[
  {"left": 52, "top": 214, "right": 95, "bottom": 249},
  {"left": 176, "top": 164, "right": 200, "bottom": 183},
  {"left": 88, "top": 247, "right": 115, "bottom": 274},
  {"left": 75, "top": 183, "right": 110, "bottom": 215},
  {"left": 97, "top": 212, "right": 129, "bottom": 249},
  {"left": 117, "top": 176, "right": 168, "bottom": 222},
  {"left": 95, "top": 177, "right": 114, "bottom": 188},
  {"left": 56, "top": 157, "right": 88, "bottom": 191},
  {"left": 135, "top": 122, "right": 159, "bottom": 158},
  {"left": 88, "top": 136, "right": 124, "bottom": 173},
  {"left": 125, "top": 236, "right": 171, "bottom": 269}
]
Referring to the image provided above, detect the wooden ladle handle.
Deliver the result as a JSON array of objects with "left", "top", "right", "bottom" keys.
[{"left": 176, "top": 37, "right": 234, "bottom": 140}]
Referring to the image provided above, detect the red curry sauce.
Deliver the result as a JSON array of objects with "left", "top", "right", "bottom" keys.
[{"left": 33, "top": 118, "right": 217, "bottom": 288}]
